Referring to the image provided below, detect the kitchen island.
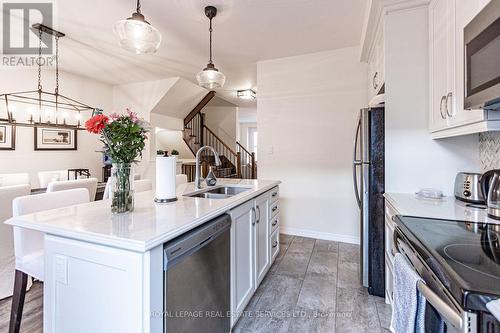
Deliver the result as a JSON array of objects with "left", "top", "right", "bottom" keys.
[{"left": 6, "top": 179, "right": 281, "bottom": 333}]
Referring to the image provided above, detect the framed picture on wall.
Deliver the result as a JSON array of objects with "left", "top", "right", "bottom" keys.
[
  {"left": 0, "top": 125, "right": 16, "bottom": 150},
  {"left": 34, "top": 127, "right": 77, "bottom": 151}
]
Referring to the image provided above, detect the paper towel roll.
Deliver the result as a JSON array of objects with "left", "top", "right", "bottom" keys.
[{"left": 156, "top": 156, "right": 176, "bottom": 200}]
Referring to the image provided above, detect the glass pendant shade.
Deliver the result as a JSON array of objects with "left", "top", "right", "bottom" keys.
[
  {"left": 196, "top": 64, "right": 226, "bottom": 89},
  {"left": 114, "top": 13, "right": 161, "bottom": 54}
]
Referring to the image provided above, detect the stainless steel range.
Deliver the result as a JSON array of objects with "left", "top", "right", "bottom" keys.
[{"left": 394, "top": 216, "right": 500, "bottom": 332}]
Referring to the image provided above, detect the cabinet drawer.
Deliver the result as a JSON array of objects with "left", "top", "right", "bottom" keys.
[
  {"left": 269, "top": 187, "right": 279, "bottom": 203},
  {"left": 270, "top": 215, "right": 279, "bottom": 233},
  {"left": 270, "top": 201, "right": 279, "bottom": 218},
  {"left": 385, "top": 203, "right": 398, "bottom": 227},
  {"left": 270, "top": 229, "right": 279, "bottom": 262}
]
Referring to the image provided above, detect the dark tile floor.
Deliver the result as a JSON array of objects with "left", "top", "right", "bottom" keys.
[
  {"left": 233, "top": 235, "right": 392, "bottom": 333},
  {"left": 0, "top": 235, "right": 392, "bottom": 333}
]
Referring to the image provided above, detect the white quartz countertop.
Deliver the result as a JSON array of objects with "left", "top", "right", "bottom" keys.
[
  {"left": 385, "top": 192, "right": 499, "bottom": 224},
  {"left": 6, "top": 179, "right": 280, "bottom": 252}
]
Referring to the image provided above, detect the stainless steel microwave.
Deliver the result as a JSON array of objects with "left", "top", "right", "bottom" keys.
[{"left": 464, "top": 0, "right": 500, "bottom": 110}]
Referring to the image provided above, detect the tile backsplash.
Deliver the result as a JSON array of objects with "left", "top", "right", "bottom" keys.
[{"left": 479, "top": 132, "right": 500, "bottom": 172}]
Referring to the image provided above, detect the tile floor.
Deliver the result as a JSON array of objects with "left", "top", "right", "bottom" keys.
[
  {"left": 0, "top": 235, "right": 392, "bottom": 333},
  {"left": 233, "top": 235, "right": 392, "bottom": 333}
]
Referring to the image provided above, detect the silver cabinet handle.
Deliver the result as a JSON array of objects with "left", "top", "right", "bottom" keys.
[
  {"left": 373, "top": 71, "right": 379, "bottom": 90},
  {"left": 272, "top": 219, "right": 278, "bottom": 227},
  {"left": 445, "top": 92, "right": 453, "bottom": 117},
  {"left": 272, "top": 206, "right": 278, "bottom": 213},
  {"left": 439, "top": 95, "right": 447, "bottom": 119},
  {"left": 272, "top": 240, "right": 278, "bottom": 248},
  {"left": 256, "top": 206, "right": 261, "bottom": 224},
  {"left": 251, "top": 207, "right": 256, "bottom": 226}
]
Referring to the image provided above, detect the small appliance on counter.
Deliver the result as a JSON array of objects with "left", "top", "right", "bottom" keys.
[
  {"left": 454, "top": 172, "right": 485, "bottom": 204},
  {"left": 482, "top": 169, "right": 500, "bottom": 220}
]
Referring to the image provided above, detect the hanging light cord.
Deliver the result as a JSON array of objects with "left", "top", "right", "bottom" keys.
[
  {"left": 37, "top": 28, "right": 42, "bottom": 92},
  {"left": 55, "top": 36, "right": 59, "bottom": 96},
  {"left": 136, "top": 0, "right": 141, "bottom": 14},
  {"left": 209, "top": 17, "right": 213, "bottom": 65}
]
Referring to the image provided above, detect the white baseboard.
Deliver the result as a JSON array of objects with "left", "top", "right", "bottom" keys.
[{"left": 280, "top": 227, "right": 360, "bottom": 245}]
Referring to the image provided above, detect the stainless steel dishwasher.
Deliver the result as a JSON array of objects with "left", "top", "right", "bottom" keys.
[{"left": 163, "top": 214, "right": 231, "bottom": 333}]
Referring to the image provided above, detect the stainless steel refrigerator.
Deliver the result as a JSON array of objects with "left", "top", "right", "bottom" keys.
[{"left": 352, "top": 106, "right": 385, "bottom": 297}]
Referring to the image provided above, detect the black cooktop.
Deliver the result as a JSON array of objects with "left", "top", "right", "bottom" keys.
[{"left": 396, "top": 216, "right": 500, "bottom": 311}]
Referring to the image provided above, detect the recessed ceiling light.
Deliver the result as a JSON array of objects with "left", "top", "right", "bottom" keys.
[{"left": 237, "top": 89, "right": 256, "bottom": 100}]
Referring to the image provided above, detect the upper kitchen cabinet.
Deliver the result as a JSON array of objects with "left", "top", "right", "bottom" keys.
[
  {"left": 429, "top": 0, "right": 500, "bottom": 138},
  {"left": 360, "top": 0, "right": 385, "bottom": 100}
]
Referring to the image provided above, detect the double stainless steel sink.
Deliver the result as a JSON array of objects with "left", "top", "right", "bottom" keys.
[{"left": 184, "top": 186, "right": 251, "bottom": 199}]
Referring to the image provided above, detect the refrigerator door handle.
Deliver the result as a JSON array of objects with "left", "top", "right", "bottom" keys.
[{"left": 353, "top": 114, "right": 362, "bottom": 209}]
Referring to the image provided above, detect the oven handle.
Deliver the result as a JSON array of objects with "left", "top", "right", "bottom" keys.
[{"left": 393, "top": 228, "right": 464, "bottom": 330}]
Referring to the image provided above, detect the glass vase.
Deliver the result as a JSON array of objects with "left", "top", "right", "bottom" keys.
[{"left": 110, "top": 163, "right": 134, "bottom": 214}]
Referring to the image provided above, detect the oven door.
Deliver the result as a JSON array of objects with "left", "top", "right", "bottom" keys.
[
  {"left": 393, "top": 228, "right": 476, "bottom": 333},
  {"left": 464, "top": 0, "right": 500, "bottom": 110}
]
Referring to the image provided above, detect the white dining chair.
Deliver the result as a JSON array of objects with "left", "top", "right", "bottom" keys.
[
  {"left": 37, "top": 170, "right": 68, "bottom": 188},
  {"left": 176, "top": 174, "right": 188, "bottom": 185},
  {"left": 9, "top": 188, "right": 89, "bottom": 333},
  {"left": 0, "top": 173, "right": 30, "bottom": 187},
  {"left": 102, "top": 178, "right": 152, "bottom": 200},
  {"left": 134, "top": 179, "right": 153, "bottom": 193},
  {"left": 46, "top": 178, "right": 98, "bottom": 201},
  {"left": 0, "top": 185, "right": 31, "bottom": 301}
]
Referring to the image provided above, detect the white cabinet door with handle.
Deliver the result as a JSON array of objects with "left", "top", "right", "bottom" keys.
[
  {"left": 229, "top": 200, "right": 256, "bottom": 325},
  {"left": 429, "top": 0, "right": 453, "bottom": 132},
  {"left": 254, "top": 193, "right": 271, "bottom": 286}
]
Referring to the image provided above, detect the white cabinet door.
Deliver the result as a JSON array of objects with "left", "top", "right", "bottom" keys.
[
  {"left": 254, "top": 193, "right": 270, "bottom": 286},
  {"left": 367, "top": 19, "right": 385, "bottom": 101},
  {"left": 230, "top": 200, "right": 255, "bottom": 322},
  {"left": 429, "top": 0, "right": 453, "bottom": 131}
]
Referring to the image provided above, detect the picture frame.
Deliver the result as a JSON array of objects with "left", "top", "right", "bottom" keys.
[
  {"left": 34, "top": 127, "right": 77, "bottom": 151},
  {"left": 0, "top": 124, "right": 16, "bottom": 150}
]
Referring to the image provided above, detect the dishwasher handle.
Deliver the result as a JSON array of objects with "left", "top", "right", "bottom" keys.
[{"left": 164, "top": 214, "right": 231, "bottom": 269}]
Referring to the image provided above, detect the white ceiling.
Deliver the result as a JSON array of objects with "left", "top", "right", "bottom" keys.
[{"left": 38, "top": 0, "right": 367, "bottom": 106}]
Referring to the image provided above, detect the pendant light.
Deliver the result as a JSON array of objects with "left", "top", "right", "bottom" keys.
[
  {"left": 114, "top": 0, "right": 161, "bottom": 54},
  {"left": 196, "top": 6, "right": 226, "bottom": 89}
]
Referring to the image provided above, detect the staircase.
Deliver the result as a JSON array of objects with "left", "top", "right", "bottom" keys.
[{"left": 182, "top": 92, "right": 257, "bottom": 180}]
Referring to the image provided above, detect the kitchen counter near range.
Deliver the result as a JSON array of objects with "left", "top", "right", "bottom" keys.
[
  {"left": 5, "top": 179, "right": 281, "bottom": 252},
  {"left": 385, "top": 192, "right": 499, "bottom": 224}
]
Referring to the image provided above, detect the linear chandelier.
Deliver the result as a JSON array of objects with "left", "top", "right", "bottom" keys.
[{"left": 0, "top": 24, "right": 96, "bottom": 129}]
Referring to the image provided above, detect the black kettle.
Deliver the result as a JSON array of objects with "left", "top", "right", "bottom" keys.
[{"left": 481, "top": 169, "right": 500, "bottom": 220}]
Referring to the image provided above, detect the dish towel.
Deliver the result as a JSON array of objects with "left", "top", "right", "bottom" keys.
[
  {"left": 390, "top": 253, "right": 426, "bottom": 333},
  {"left": 486, "top": 298, "right": 500, "bottom": 322}
]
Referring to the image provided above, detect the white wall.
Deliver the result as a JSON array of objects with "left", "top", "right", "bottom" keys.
[
  {"left": 384, "top": 5, "right": 480, "bottom": 196},
  {"left": 239, "top": 122, "right": 257, "bottom": 151},
  {"left": 0, "top": 69, "right": 113, "bottom": 187},
  {"left": 155, "top": 129, "right": 193, "bottom": 159},
  {"left": 112, "top": 78, "right": 178, "bottom": 180},
  {"left": 203, "top": 106, "right": 238, "bottom": 151},
  {"left": 257, "top": 47, "right": 368, "bottom": 244}
]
